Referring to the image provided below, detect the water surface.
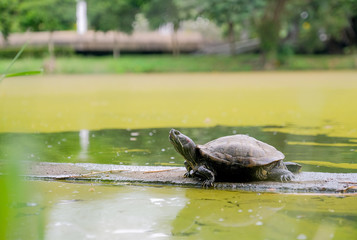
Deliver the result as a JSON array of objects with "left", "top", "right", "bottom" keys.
[
  {"left": 1, "top": 72, "right": 356, "bottom": 239},
  {"left": 1, "top": 72, "right": 356, "bottom": 138},
  {"left": 8, "top": 181, "right": 357, "bottom": 240},
  {"left": 0, "top": 126, "right": 356, "bottom": 173}
]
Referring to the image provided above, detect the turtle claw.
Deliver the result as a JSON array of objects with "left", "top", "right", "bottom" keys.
[
  {"left": 184, "top": 170, "right": 194, "bottom": 178},
  {"left": 202, "top": 180, "right": 214, "bottom": 188},
  {"left": 280, "top": 173, "right": 294, "bottom": 182}
]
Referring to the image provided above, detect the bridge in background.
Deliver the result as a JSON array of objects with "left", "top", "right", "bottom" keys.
[{"left": 0, "top": 31, "right": 260, "bottom": 55}]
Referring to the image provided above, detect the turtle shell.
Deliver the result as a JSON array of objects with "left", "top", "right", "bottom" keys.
[{"left": 198, "top": 134, "right": 284, "bottom": 167}]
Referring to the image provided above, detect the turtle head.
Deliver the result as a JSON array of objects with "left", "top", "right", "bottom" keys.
[{"left": 169, "top": 129, "right": 197, "bottom": 167}]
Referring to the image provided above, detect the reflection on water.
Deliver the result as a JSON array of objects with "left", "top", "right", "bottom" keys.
[
  {"left": 45, "top": 184, "right": 185, "bottom": 239},
  {"left": 0, "top": 126, "right": 356, "bottom": 173},
  {"left": 10, "top": 181, "right": 357, "bottom": 240},
  {"left": 78, "top": 129, "right": 89, "bottom": 160}
]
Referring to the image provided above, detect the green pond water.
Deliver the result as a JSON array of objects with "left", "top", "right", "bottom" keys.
[
  {"left": 1, "top": 73, "right": 357, "bottom": 239},
  {"left": 1, "top": 126, "right": 356, "bottom": 173},
  {"left": 7, "top": 181, "right": 357, "bottom": 240}
]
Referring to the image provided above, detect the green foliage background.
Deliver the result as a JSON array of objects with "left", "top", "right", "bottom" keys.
[{"left": 0, "top": 0, "right": 356, "bottom": 56}]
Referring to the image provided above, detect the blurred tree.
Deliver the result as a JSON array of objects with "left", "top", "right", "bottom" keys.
[
  {"left": 256, "top": 0, "right": 287, "bottom": 69},
  {"left": 287, "top": 0, "right": 357, "bottom": 54},
  {"left": 87, "top": 0, "right": 147, "bottom": 58},
  {"left": 142, "top": 0, "right": 192, "bottom": 55},
  {"left": 18, "top": 0, "right": 75, "bottom": 31},
  {"left": 195, "top": 0, "right": 265, "bottom": 56},
  {"left": 18, "top": 0, "right": 75, "bottom": 68},
  {"left": 19, "top": 0, "right": 76, "bottom": 32},
  {"left": 0, "top": 0, "right": 18, "bottom": 44}
]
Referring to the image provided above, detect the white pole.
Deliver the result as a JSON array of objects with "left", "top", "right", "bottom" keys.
[{"left": 76, "top": 0, "right": 87, "bottom": 35}]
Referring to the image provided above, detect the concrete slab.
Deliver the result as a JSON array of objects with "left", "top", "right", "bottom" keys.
[{"left": 25, "top": 162, "right": 357, "bottom": 194}]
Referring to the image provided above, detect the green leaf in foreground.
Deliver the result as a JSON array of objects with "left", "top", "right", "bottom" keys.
[
  {"left": 4, "top": 70, "right": 44, "bottom": 78},
  {"left": 0, "top": 43, "right": 43, "bottom": 83},
  {"left": 0, "top": 43, "right": 28, "bottom": 81}
]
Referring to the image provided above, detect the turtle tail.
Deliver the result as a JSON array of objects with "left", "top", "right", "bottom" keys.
[{"left": 285, "top": 162, "right": 302, "bottom": 173}]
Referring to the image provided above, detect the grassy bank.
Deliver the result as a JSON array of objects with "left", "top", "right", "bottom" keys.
[{"left": 0, "top": 54, "right": 356, "bottom": 74}]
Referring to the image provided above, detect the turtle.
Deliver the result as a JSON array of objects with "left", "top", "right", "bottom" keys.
[{"left": 169, "top": 129, "right": 301, "bottom": 187}]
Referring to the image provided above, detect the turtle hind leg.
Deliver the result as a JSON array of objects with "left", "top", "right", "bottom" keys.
[
  {"left": 266, "top": 161, "right": 294, "bottom": 182},
  {"left": 268, "top": 168, "right": 294, "bottom": 182}
]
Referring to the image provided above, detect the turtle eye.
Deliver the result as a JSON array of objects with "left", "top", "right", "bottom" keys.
[{"left": 174, "top": 130, "right": 180, "bottom": 135}]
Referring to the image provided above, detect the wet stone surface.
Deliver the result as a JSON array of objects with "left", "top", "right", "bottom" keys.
[{"left": 23, "top": 162, "right": 357, "bottom": 194}]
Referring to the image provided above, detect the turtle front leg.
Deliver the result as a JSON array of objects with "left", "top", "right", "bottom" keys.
[
  {"left": 195, "top": 165, "right": 215, "bottom": 188},
  {"left": 184, "top": 160, "right": 194, "bottom": 178}
]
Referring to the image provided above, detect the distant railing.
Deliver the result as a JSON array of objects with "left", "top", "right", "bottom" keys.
[
  {"left": 0, "top": 31, "right": 260, "bottom": 54},
  {"left": 0, "top": 31, "right": 203, "bottom": 53}
]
